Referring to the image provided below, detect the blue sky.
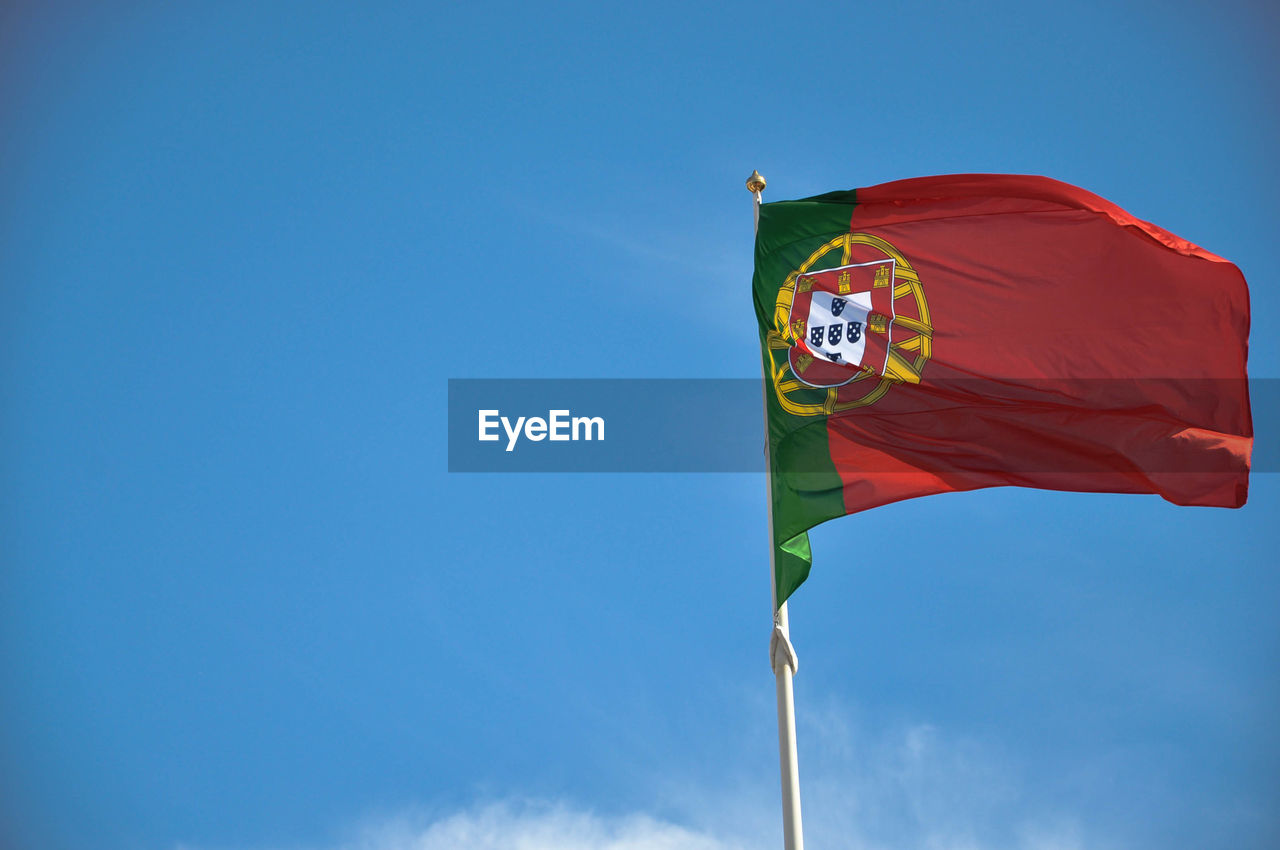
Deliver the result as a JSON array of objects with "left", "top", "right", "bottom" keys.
[{"left": 1, "top": 1, "right": 1277, "bottom": 849}]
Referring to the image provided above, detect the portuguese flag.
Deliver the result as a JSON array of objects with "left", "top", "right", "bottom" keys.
[{"left": 754, "top": 174, "right": 1252, "bottom": 606}]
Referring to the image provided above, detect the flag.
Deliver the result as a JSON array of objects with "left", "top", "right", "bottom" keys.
[{"left": 754, "top": 174, "right": 1252, "bottom": 606}]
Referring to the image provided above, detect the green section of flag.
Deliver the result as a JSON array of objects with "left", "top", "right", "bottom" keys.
[{"left": 752, "top": 192, "right": 860, "bottom": 607}]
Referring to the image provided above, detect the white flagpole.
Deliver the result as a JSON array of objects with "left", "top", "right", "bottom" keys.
[{"left": 749, "top": 170, "right": 805, "bottom": 850}]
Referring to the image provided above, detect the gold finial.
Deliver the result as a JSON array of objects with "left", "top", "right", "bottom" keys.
[{"left": 746, "top": 170, "right": 766, "bottom": 194}]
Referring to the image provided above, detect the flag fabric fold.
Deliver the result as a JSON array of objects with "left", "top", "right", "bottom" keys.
[{"left": 754, "top": 174, "right": 1251, "bottom": 607}]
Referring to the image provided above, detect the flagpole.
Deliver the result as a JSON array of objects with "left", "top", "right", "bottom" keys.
[{"left": 749, "top": 169, "right": 805, "bottom": 850}]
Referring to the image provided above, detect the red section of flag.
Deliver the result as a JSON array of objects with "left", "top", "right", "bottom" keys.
[{"left": 826, "top": 174, "right": 1251, "bottom": 512}]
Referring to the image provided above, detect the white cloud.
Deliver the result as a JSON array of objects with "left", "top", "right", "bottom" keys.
[
  {"left": 658, "top": 700, "right": 1102, "bottom": 850},
  {"left": 338, "top": 802, "right": 744, "bottom": 850},
  {"left": 174, "top": 707, "right": 1106, "bottom": 850},
  {"left": 795, "top": 706, "right": 1096, "bottom": 850}
]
